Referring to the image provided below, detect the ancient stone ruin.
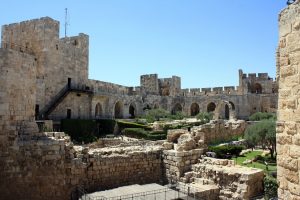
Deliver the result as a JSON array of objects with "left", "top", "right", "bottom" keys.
[{"left": 1, "top": 1, "right": 300, "bottom": 198}]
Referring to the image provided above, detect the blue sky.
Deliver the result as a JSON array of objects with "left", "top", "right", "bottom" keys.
[{"left": 0, "top": 1, "right": 286, "bottom": 88}]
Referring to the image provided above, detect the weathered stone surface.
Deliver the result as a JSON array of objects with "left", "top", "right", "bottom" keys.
[{"left": 278, "top": 2, "right": 300, "bottom": 199}]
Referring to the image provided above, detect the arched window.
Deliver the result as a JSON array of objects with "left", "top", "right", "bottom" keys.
[
  {"left": 251, "top": 83, "right": 262, "bottom": 94},
  {"left": 190, "top": 103, "right": 200, "bottom": 116},
  {"left": 207, "top": 102, "right": 216, "bottom": 113},
  {"left": 114, "top": 101, "right": 124, "bottom": 119}
]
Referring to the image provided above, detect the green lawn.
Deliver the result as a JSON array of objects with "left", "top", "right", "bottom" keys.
[{"left": 232, "top": 150, "right": 277, "bottom": 173}]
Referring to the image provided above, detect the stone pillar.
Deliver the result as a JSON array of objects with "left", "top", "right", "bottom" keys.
[{"left": 277, "top": 1, "right": 300, "bottom": 199}]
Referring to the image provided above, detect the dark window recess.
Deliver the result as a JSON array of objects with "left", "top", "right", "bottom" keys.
[
  {"left": 68, "top": 78, "right": 71, "bottom": 89},
  {"left": 67, "top": 109, "right": 71, "bottom": 119},
  {"left": 56, "top": 44, "right": 58, "bottom": 50},
  {"left": 35, "top": 104, "right": 39, "bottom": 119}
]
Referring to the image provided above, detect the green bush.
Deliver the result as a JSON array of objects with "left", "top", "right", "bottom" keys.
[
  {"left": 117, "top": 120, "right": 152, "bottom": 130},
  {"left": 143, "top": 108, "right": 170, "bottom": 122},
  {"left": 196, "top": 112, "right": 213, "bottom": 123},
  {"left": 97, "top": 119, "right": 116, "bottom": 135},
  {"left": 264, "top": 176, "right": 278, "bottom": 199},
  {"left": 168, "top": 112, "right": 186, "bottom": 120},
  {"left": 249, "top": 112, "right": 276, "bottom": 121},
  {"left": 208, "top": 145, "right": 244, "bottom": 158},
  {"left": 122, "top": 128, "right": 148, "bottom": 139},
  {"left": 61, "top": 119, "right": 98, "bottom": 143},
  {"left": 122, "top": 128, "right": 167, "bottom": 140}
]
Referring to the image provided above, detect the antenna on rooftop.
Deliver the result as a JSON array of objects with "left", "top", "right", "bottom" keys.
[{"left": 64, "top": 8, "right": 69, "bottom": 37}]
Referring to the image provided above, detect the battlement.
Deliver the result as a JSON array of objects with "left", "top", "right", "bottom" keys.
[
  {"left": 242, "top": 72, "right": 272, "bottom": 80},
  {"left": 90, "top": 79, "right": 140, "bottom": 96},
  {"left": 181, "top": 86, "right": 238, "bottom": 96}
]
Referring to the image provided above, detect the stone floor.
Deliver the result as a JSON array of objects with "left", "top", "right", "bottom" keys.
[{"left": 80, "top": 183, "right": 196, "bottom": 200}]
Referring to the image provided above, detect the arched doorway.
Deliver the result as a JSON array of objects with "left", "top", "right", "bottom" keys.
[
  {"left": 229, "top": 101, "right": 235, "bottom": 110},
  {"left": 207, "top": 102, "right": 216, "bottom": 113},
  {"left": 225, "top": 104, "right": 229, "bottom": 119},
  {"left": 95, "top": 103, "right": 103, "bottom": 118},
  {"left": 129, "top": 103, "right": 136, "bottom": 118},
  {"left": 172, "top": 103, "right": 183, "bottom": 115},
  {"left": 114, "top": 101, "right": 123, "bottom": 119},
  {"left": 153, "top": 103, "right": 159, "bottom": 109},
  {"left": 251, "top": 83, "right": 262, "bottom": 94},
  {"left": 190, "top": 103, "right": 200, "bottom": 116}
]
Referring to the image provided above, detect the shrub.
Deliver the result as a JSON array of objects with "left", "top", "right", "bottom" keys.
[
  {"left": 97, "top": 119, "right": 116, "bottom": 135},
  {"left": 143, "top": 108, "right": 170, "bottom": 122},
  {"left": 122, "top": 128, "right": 167, "bottom": 140},
  {"left": 168, "top": 112, "right": 186, "bottom": 120},
  {"left": 61, "top": 119, "right": 99, "bottom": 143},
  {"left": 249, "top": 112, "right": 276, "bottom": 121},
  {"left": 117, "top": 120, "right": 152, "bottom": 130},
  {"left": 122, "top": 128, "right": 148, "bottom": 139},
  {"left": 208, "top": 145, "right": 244, "bottom": 158},
  {"left": 196, "top": 112, "right": 213, "bottom": 123},
  {"left": 264, "top": 176, "right": 278, "bottom": 199}
]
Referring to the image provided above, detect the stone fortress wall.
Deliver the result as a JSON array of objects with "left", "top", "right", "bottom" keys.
[
  {"left": 277, "top": 1, "right": 300, "bottom": 199},
  {"left": 1, "top": 17, "right": 278, "bottom": 122}
]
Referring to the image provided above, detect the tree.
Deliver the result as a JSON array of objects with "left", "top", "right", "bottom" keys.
[
  {"left": 249, "top": 112, "right": 276, "bottom": 121},
  {"left": 144, "top": 108, "right": 170, "bottom": 122},
  {"left": 244, "top": 120, "right": 276, "bottom": 159}
]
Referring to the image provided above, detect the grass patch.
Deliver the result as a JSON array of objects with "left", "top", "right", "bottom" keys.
[{"left": 232, "top": 150, "right": 277, "bottom": 173}]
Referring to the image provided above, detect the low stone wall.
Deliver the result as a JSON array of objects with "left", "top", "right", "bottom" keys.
[
  {"left": 182, "top": 157, "right": 264, "bottom": 200},
  {"left": 163, "top": 149, "right": 203, "bottom": 183},
  {"left": 191, "top": 120, "right": 246, "bottom": 145},
  {"left": 0, "top": 132, "right": 163, "bottom": 200}
]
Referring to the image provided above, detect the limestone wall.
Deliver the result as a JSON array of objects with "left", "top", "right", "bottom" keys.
[
  {"left": 277, "top": 1, "right": 300, "bottom": 199},
  {"left": 1, "top": 17, "right": 89, "bottom": 113},
  {"left": 49, "top": 92, "right": 92, "bottom": 120},
  {"left": 182, "top": 157, "right": 264, "bottom": 200},
  {"left": 191, "top": 120, "right": 246, "bottom": 145},
  {"left": 0, "top": 132, "right": 163, "bottom": 200},
  {"left": 0, "top": 48, "right": 38, "bottom": 147},
  {"left": 163, "top": 149, "right": 203, "bottom": 183}
]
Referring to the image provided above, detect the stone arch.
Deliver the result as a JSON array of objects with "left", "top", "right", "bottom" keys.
[
  {"left": 129, "top": 103, "right": 136, "bottom": 119},
  {"left": 251, "top": 83, "right": 262, "bottom": 94},
  {"left": 153, "top": 103, "right": 160, "bottom": 109},
  {"left": 190, "top": 103, "right": 200, "bottom": 116},
  {"left": 225, "top": 104, "right": 229, "bottom": 119},
  {"left": 214, "top": 100, "right": 236, "bottom": 120},
  {"left": 207, "top": 102, "right": 216, "bottom": 113},
  {"left": 172, "top": 103, "right": 183, "bottom": 115},
  {"left": 229, "top": 101, "right": 235, "bottom": 110},
  {"left": 95, "top": 103, "right": 103, "bottom": 118},
  {"left": 114, "top": 101, "right": 124, "bottom": 119}
]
